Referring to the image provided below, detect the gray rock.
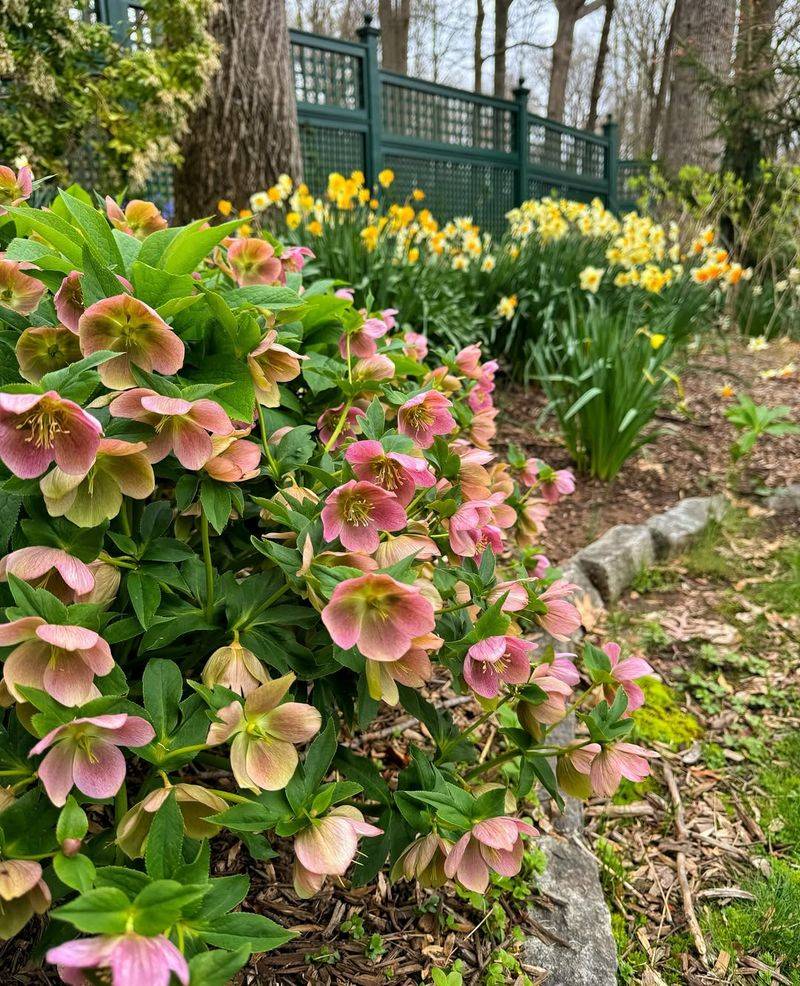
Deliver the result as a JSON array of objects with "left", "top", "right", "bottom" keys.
[
  {"left": 766, "top": 484, "right": 800, "bottom": 515},
  {"left": 560, "top": 558, "right": 605, "bottom": 618},
  {"left": 646, "top": 495, "right": 728, "bottom": 559},
  {"left": 524, "top": 836, "right": 617, "bottom": 986},
  {"left": 574, "top": 525, "right": 655, "bottom": 602},
  {"left": 537, "top": 715, "right": 582, "bottom": 837}
]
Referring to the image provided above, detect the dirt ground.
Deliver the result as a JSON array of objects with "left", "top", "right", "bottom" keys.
[{"left": 497, "top": 337, "right": 800, "bottom": 560}]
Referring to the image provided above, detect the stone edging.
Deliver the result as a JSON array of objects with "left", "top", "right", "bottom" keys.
[{"left": 523, "top": 495, "right": 729, "bottom": 985}]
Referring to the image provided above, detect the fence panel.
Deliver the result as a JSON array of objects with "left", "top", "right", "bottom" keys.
[{"left": 82, "top": 9, "right": 625, "bottom": 232}]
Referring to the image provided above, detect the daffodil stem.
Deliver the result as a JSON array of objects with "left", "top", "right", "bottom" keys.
[{"left": 200, "top": 509, "right": 214, "bottom": 623}]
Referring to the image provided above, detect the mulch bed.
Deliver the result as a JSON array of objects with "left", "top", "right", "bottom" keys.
[
  {"left": 496, "top": 337, "right": 800, "bottom": 560},
  {"left": 4, "top": 336, "right": 798, "bottom": 985},
  {"left": 582, "top": 513, "right": 800, "bottom": 984}
]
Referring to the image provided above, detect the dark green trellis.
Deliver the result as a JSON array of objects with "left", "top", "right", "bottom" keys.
[
  {"left": 93, "top": 5, "right": 629, "bottom": 232},
  {"left": 291, "top": 16, "right": 622, "bottom": 233}
]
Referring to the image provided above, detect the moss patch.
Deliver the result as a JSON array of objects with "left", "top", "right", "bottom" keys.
[{"left": 631, "top": 678, "right": 702, "bottom": 747}]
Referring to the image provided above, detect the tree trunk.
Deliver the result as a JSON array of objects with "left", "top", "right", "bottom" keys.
[
  {"left": 586, "top": 0, "right": 614, "bottom": 130},
  {"left": 547, "top": 0, "right": 603, "bottom": 123},
  {"left": 493, "top": 0, "right": 511, "bottom": 97},
  {"left": 379, "top": 0, "right": 411, "bottom": 74},
  {"left": 174, "top": 0, "right": 302, "bottom": 223},
  {"left": 645, "top": 0, "right": 681, "bottom": 158},
  {"left": 474, "top": 0, "right": 485, "bottom": 93},
  {"left": 660, "top": 0, "right": 736, "bottom": 175}
]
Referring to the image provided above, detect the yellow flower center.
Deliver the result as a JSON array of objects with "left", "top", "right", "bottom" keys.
[{"left": 18, "top": 401, "right": 67, "bottom": 448}]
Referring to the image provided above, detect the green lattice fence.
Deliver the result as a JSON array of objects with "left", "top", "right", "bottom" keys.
[{"left": 85, "top": 7, "right": 622, "bottom": 233}]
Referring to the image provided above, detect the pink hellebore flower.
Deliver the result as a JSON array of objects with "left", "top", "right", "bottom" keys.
[
  {"left": 463, "top": 636, "right": 534, "bottom": 698},
  {"left": 201, "top": 639, "right": 269, "bottom": 696},
  {"left": 353, "top": 354, "right": 395, "bottom": 382},
  {"left": 0, "top": 858, "right": 51, "bottom": 940},
  {"left": 517, "top": 501, "right": 551, "bottom": 547},
  {"left": 536, "top": 579, "right": 582, "bottom": 641},
  {"left": 574, "top": 741, "right": 653, "bottom": 797},
  {"left": 54, "top": 271, "right": 85, "bottom": 333},
  {"left": 523, "top": 664, "right": 574, "bottom": 725},
  {"left": 247, "top": 329, "right": 306, "bottom": 408},
  {"left": 206, "top": 673, "right": 321, "bottom": 793},
  {"left": 521, "top": 459, "right": 576, "bottom": 503},
  {"left": 227, "top": 237, "right": 282, "bottom": 286},
  {"left": 444, "top": 816, "right": 537, "bottom": 893},
  {"left": 0, "top": 391, "right": 101, "bottom": 480},
  {"left": 487, "top": 580, "right": 529, "bottom": 612},
  {"left": 104, "top": 197, "right": 168, "bottom": 238},
  {"left": 322, "top": 573, "right": 436, "bottom": 661},
  {"left": 293, "top": 805, "right": 383, "bottom": 898},
  {"left": 316, "top": 403, "right": 365, "bottom": 449},
  {"left": 322, "top": 480, "right": 407, "bottom": 553},
  {"left": 204, "top": 433, "right": 261, "bottom": 482},
  {"left": 0, "top": 547, "right": 95, "bottom": 600},
  {"left": 468, "top": 387, "right": 494, "bottom": 413},
  {"left": 469, "top": 405, "right": 498, "bottom": 450},
  {"left": 280, "top": 245, "right": 315, "bottom": 277},
  {"left": 339, "top": 315, "right": 389, "bottom": 359},
  {"left": 602, "top": 642, "right": 653, "bottom": 712},
  {"left": 47, "top": 932, "right": 189, "bottom": 986},
  {"left": 78, "top": 294, "right": 185, "bottom": 390},
  {"left": 0, "top": 165, "right": 33, "bottom": 215},
  {"left": 31, "top": 714, "right": 154, "bottom": 807},
  {"left": 0, "top": 260, "right": 46, "bottom": 315},
  {"left": 455, "top": 344, "right": 483, "bottom": 379},
  {"left": 381, "top": 308, "right": 398, "bottom": 330},
  {"left": 109, "top": 389, "right": 233, "bottom": 470},
  {"left": 397, "top": 390, "right": 456, "bottom": 448},
  {"left": 335, "top": 288, "right": 354, "bottom": 301},
  {"left": 16, "top": 325, "right": 81, "bottom": 383},
  {"left": 0, "top": 618, "right": 114, "bottom": 707},
  {"left": 40, "top": 438, "right": 155, "bottom": 528},
  {"left": 448, "top": 493, "right": 515, "bottom": 558},
  {"left": 365, "top": 632, "right": 441, "bottom": 705},
  {"left": 345, "top": 439, "right": 436, "bottom": 506},
  {"left": 403, "top": 331, "right": 428, "bottom": 361},
  {"left": 531, "top": 553, "right": 551, "bottom": 579}
]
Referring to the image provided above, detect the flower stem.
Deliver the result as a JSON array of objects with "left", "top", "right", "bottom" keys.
[
  {"left": 257, "top": 401, "right": 280, "bottom": 479},
  {"left": 200, "top": 509, "right": 214, "bottom": 624},
  {"left": 113, "top": 782, "right": 128, "bottom": 863},
  {"left": 323, "top": 400, "right": 353, "bottom": 453}
]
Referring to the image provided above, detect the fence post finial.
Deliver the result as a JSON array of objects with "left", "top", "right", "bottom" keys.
[
  {"left": 357, "top": 13, "right": 383, "bottom": 189},
  {"left": 512, "top": 79, "right": 530, "bottom": 208}
]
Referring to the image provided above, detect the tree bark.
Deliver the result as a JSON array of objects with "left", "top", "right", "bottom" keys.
[
  {"left": 660, "top": 0, "right": 737, "bottom": 175},
  {"left": 586, "top": 0, "right": 614, "bottom": 130},
  {"left": 493, "top": 0, "right": 511, "bottom": 97},
  {"left": 547, "top": 0, "right": 604, "bottom": 123},
  {"left": 474, "top": 0, "right": 485, "bottom": 92},
  {"left": 379, "top": 0, "right": 411, "bottom": 73},
  {"left": 645, "top": 0, "right": 681, "bottom": 158},
  {"left": 174, "top": 0, "right": 302, "bottom": 223}
]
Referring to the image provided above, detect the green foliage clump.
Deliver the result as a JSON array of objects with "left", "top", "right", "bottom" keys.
[{"left": 0, "top": 0, "right": 218, "bottom": 187}]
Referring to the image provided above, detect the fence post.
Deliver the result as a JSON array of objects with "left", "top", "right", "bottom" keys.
[
  {"left": 97, "top": 0, "right": 130, "bottom": 43},
  {"left": 603, "top": 114, "right": 620, "bottom": 213},
  {"left": 512, "top": 78, "right": 530, "bottom": 207},
  {"left": 356, "top": 14, "right": 383, "bottom": 188}
]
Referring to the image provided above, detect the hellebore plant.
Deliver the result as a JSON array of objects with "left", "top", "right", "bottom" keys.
[{"left": 0, "top": 172, "right": 657, "bottom": 985}]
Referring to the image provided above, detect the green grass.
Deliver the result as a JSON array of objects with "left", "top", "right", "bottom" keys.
[
  {"left": 702, "top": 861, "right": 800, "bottom": 983},
  {"left": 757, "top": 734, "right": 800, "bottom": 861},
  {"left": 752, "top": 543, "right": 800, "bottom": 617},
  {"left": 630, "top": 566, "right": 680, "bottom": 594}
]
